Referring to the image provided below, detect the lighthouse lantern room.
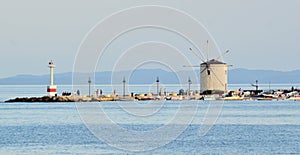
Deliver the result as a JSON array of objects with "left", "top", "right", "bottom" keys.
[{"left": 47, "top": 60, "right": 57, "bottom": 97}]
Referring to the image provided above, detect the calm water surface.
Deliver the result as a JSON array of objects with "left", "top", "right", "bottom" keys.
[{"left": 0, "top": 85, "right": 299, "bottom": 154}]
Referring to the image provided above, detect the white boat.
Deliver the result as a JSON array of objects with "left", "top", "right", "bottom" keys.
[
  {"left": 222, "top": 90, "right": 244, "bottom": 101},
  {"left": 203, "top": 95, "right": 221, "bottom": 101},
  {"left": 203, "top": 96, "right": 216, "bottom": 100}
]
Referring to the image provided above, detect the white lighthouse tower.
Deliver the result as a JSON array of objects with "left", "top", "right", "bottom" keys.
[{"left": 47, "top": 60, "right": 57, "bottom": 97}]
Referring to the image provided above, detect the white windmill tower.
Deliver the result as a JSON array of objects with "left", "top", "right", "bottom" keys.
[{"left": 185, "top": 41, "right": 229, "bottom": 94}]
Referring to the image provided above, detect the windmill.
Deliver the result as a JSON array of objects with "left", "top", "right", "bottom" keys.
[{"left": 184, "top": 40, "right": 230, "bottom": 94}]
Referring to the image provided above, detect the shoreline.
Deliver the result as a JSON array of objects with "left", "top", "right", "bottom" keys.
[
  {"left": 3, "top": 85, "right": 300, "bottom": 103},
  {"left": 4, "top": 93, "right": 300, "bottom": 103}
]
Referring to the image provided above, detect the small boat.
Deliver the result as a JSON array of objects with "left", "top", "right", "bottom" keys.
[
  {"left": 222, "top": 90, "right": 244, "bottom": 101},
  {"left": 223, "top": 96, "right": 244, "bottom": 101},
  {"left": 255, "top": 90, "right": 277, "bottom": 101},
  {"left": 139, "top": 97, "right": 155, "bottom": 101},
  {"left": 202, "top": 95, "right": 221, "bottom": 101},
  {"left": 257, "top": 97, "right": 273, "bottom": 101},
  {"left": 98, "top": 97, "right": 115, "bottom": 101},
  {"left": 288, "top": 94, "right": 300, "bottom": 101},
  {"left": 170, "top": 96, "right": 183, "bottom": 101},
  {"left": 119, "top": 98, "right": 137, "bottom": 101},
  {"left": 203, "top": 95, "right": 216, "bottom": 101},
  {"left": 288, "top": 97, "right": 300, "bottom": 101},
  {"left": 165, "top": 96, "right": 172, "bottom": 100}
]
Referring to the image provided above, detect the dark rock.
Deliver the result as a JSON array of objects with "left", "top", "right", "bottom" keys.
[{"left": 4, "top": 96, "right": 75, "bottom": 103}]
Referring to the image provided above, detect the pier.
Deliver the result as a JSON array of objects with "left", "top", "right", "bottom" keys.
[{"left": 5, "top": 87, "right": 300, "bottom": 102}]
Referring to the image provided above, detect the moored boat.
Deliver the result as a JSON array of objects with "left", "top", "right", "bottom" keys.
[
  {"left": 288, "top": 94, "right": 300, "bottom": 101},
  {"left": 222, "top": 90, "right": 244, "bottom": 101},
  {"left": 224, "top": 96, "right": 244, "bottom": 101}
]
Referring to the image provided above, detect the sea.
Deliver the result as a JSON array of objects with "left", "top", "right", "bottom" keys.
[{"left": 0, "top": 85, "right": 299, "bottom": 154}]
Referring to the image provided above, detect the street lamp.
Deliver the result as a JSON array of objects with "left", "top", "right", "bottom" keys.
[
  {"left": 122, "top": 77, "right": 126, "bottom": 97},
  {"left": 256, "top": 80, "right": 258, "bottom": 92},
  {"left": 188, "top": 77, "right": 192, "bottom": 96},
  {"left": 156, "top": 77, "right": 160, "bottom": 96},
  {"left": 88, "top": 77, "right": 91, "bottom": 97}
]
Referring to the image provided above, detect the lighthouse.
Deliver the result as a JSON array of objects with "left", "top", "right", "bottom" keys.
[{"left": 47, "top": 60, "right": 57, "bottom": 97}]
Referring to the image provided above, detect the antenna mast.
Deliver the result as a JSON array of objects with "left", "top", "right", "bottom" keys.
[{"left": 206, "top": 40, "right": 209, "bottom": 61}]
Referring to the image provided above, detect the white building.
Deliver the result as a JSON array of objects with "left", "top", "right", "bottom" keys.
[{"left": 200, "top": 59, "right": 228, "bottom": 94}]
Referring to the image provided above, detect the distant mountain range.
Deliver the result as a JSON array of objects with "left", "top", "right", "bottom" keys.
[{"left": 0, "top": 68, "right": 300, "bottom": 85}]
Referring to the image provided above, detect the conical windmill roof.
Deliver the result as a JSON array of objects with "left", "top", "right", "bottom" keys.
[{"left": 201, "top": 59, "right": 226, "bottom": 65}]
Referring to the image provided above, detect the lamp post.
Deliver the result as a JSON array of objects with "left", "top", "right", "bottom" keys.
[
  {"left": 156, "top": 77, "right": 160, "bottom": 96},
  {"left": 256, "top": 80, "right": 258, "bottom": 92},
  {"left": 188, "top": 77, "right": 192, "bottom": 96},
  {"left": 123, "top": 77, "right": 126, "bottom": 97},
  {"left": 88, "top": 77, "right": 91, "bottom": 97}
]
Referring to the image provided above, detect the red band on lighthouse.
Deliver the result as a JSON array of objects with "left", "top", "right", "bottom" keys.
[
  {"left": 47, "top": 85, "right": 57, "bottom": 96},
  {"left": 47, "top": 88, "right": 57, "bottom": 92}
]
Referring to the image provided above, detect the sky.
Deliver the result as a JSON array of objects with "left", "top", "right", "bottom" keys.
[{"left": 1, "top": 0, "right": 300, "bottom": 78}]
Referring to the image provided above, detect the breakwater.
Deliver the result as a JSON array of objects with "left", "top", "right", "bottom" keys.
[
  {"left": 3, "top": 85, "right": 300, "bottom": 102},
  {"left": 4, "top": 95, "right": 121, "bottom": 102}
]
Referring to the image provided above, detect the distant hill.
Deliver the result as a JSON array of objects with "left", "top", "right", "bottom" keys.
[
  {"left": 0, "top": 68, "right": 300, "bottom": 85},
  {"left": 228, "top": 68, "right": 300, "bottom": 84}
]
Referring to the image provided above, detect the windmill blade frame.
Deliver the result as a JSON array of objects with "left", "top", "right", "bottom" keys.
[
  {"left": 200, "top": 67, "right": 207, "bottom": 74},
  {"left": 216, "top": 50, "right": 230, "bottom": 61},
  {"left": 189, "top": 48, "right": 206, "bottom": 63},
  {"left": 183, "top": 65, "right": 200, "bottom": 68}
]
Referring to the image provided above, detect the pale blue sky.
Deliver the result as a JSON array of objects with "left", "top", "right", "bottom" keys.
[{"left": 1, "top": 0, "right": 300, "bottom": 78}]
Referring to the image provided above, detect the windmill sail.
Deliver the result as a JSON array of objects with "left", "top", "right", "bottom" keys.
[{"left": 184, "top": 47, "right": 229, "bottom": 94}]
